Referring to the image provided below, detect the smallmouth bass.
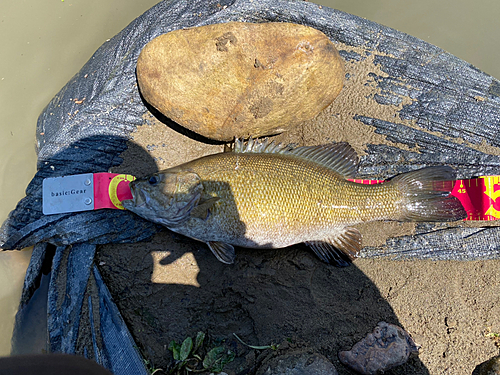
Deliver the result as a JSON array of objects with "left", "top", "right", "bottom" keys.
[{"left": 123, "top": 139, "right": 466, "bottom": 266}]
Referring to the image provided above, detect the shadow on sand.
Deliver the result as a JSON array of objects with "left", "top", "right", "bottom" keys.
[
  {"left": 5, "top": 133, "right": 430, "bottom": 374},
  {"left": 97, "top": 230, "right": 430, "bottom": 374}
]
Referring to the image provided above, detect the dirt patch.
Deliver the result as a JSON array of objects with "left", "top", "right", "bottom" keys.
[
  {"left": 100, "top": 40, "right": 500, "bottom": 374},
  {"left": 97, "top": 234, "right": 500, "bottom": 374}
]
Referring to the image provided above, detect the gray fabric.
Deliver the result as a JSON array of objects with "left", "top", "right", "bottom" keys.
[
  {"left": 2, "top": 0, "right": 500, "bottom": 259},
  {"left": 12, "top": 243, "right": 148, "bottom": 374},
  {"left": 1, "top": 0, "right": 500, "bottom": 259}
]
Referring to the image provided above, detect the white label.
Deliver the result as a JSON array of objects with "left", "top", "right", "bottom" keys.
[{"left": 42, "top": 173, "right": 94, "bottom": 215}]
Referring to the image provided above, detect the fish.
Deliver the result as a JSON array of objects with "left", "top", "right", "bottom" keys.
[{"left": 122, "top": 138, "right": 466, "bottom": 266}]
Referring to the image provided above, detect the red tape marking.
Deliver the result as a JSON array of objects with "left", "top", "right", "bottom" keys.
[
  {"left": 93, "top": 172, "right": 500, "bottom": 221},
  {"left": 94, "top": 173, "right": 135, "bottom": 210},
  {"left": 348, "top": 177, "right": 500, "bottom": 221}
]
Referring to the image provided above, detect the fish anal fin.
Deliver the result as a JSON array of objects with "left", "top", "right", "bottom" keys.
[
  {"left": 305, "top": 227, "right": 362, "bottom": 267},
  {"left": 207, "top": 241, "right": 236, "bottom": 264},
  {"left": 190, "top": 197, "right": 220, "bottom": 220}
]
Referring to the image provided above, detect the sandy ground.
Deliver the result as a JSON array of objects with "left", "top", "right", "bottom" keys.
[
  {"left": 97, "top": 233, "right": 500, "bottom": 374},
  {"left": 97, "top": 116, "right": 500, "bottom": 374},
  {"left": 95, "top": 38, "right": 500, "bottom": 374}
]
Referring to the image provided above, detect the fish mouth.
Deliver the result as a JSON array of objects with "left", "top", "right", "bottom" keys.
[
  {"left": 123, "top": 185, "right": 149, "bottom": 209},
  {"left": 134, "top": 188, "right": 151, "bottom": 208}
]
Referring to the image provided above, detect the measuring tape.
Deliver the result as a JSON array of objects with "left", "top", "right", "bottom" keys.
[
  {"left": 42, "top": 173, "right": 135, "bottom": 215},
  {"left": 43, "top": 173, "right": 500, "bottom": 220},
  {"left": 452, "top": 177, "right": 500, "bottom": 221},
  {"left": 350, "top": 177, "right": 500, "bottom": 221},
  {"left": 94, "top": 173, "right": 136, "bottom": 210}
]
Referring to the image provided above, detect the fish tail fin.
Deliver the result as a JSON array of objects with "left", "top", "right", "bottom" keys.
[{"left": 392, "top": 166, "right": 466, "bottom": 221}]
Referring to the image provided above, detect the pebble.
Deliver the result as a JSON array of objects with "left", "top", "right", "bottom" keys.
[
  {"left": 257, "top": 352, "right": 338, "bottom": 375},
  {"left": 338, "top": 321, "right": 419, "bottom": 375},
  {"left": 479, "top": 355, "right": 500, "bottom": 375}
]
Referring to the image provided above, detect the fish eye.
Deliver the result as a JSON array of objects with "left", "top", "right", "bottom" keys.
[{"left": 148, "top": 176, "right": 159, "bottom": 185}]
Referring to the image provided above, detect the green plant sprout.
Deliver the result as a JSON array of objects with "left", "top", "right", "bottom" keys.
[
  {"left": 142, "top": 358, "right": 163, "bottom": 375},
  {"left": 167, "top": 332, "right": 235, "bottom": 374},
  {"left": 485, "top": 327, "right": 500, "bottom": 348},
  {"left": 233, "top": 333, "right": 280, "bottom": 351}
]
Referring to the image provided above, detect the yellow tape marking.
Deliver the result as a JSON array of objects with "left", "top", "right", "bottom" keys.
[
  {"left": 109, "top": 174, "right": 136, "bottom": 210},
  {"left": 482, "top": 176, "right": 500, "bottom": 219}
]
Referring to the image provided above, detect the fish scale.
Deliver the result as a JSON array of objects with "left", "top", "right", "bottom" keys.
[
  {"left": 123, "top": 140, "right": 466, "bottom": 266},
  {"left": 188, "top": 153, "right": 400, "bottom": 233}
]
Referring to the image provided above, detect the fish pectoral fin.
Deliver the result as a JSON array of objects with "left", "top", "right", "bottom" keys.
[
  {"left": 305, "top": 227, "right": 362, "bottom": 267},
  {"left": 207, "top": 241, "right": 236, "bottom": 264},
  {"left": 160, "top": 192, "right": 202, "bottom": 227},
  {"left": 190, "top": 197, "right": 220, "bottom": 220}
]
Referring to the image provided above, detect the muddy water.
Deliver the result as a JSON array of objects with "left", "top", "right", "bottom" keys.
[
  {"left": 0, "top": 0, "right": 498, "bottom": 356},
  {"left": 0, "top": 0, "right": 161, "bottom": 355}
]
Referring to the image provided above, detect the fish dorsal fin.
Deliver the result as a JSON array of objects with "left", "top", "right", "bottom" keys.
[
  {"left": 233, "top": 137, "right": 296, "bottom": 154},
  {"left": 233, "top": 138, "right": 358, "bottom": 178},
  {"left": 290, "top": 143, "right": 358, "bottom": 178},
  {"left": 233, "top": 138, "right": 296, "bottom": 154},
  {"left": 305, "top": 227, "right": 362, "bottom": 267}
]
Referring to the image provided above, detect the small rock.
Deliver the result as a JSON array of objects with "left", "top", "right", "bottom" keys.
[
  {"left": 257, "top": 352, "right": 338, "bottom": 375},
  {"left": 137, "top": 22, "right": 344, "bottom": 141},
  {"left": 338, "top": 322, "right": 419, "bottom": 375},
  {"left": 478, "top": 355, "right": 500, "bottom": 375}
]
